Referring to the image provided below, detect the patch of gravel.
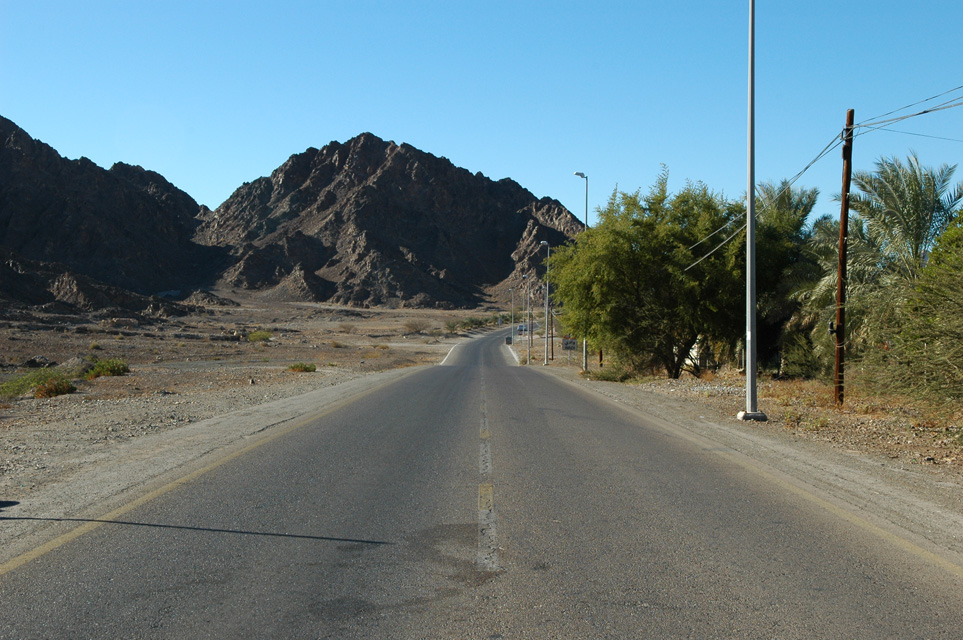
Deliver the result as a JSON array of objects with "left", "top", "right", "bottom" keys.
[{"left": 0, "top": 363, "right": 362, "bottom": 497}]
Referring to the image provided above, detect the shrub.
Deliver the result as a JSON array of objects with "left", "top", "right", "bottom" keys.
[
  {"left": 288, "top": 362, "right": 317, "bottom": 372},
  {"left": 403, "top": 319, "right": 430, "bottom": 334},
  {"left": 247, "top": 330, "right": 272, "bottom": 342},
  {"left": 84, "top": 358, "right": 130, "bottom": 380},
  {"left": 35, "top": 376, "right": 76, "bottom": 398},
  {"left": 1, "top": 369, "right": 68, "bottom": 399}
]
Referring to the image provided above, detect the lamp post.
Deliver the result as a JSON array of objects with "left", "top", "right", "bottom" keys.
[
  {"left": 523, "top": 274, "right": 531, "bottom": 365},
  {"left": 509, "top": 287, "right": 515, "bottom": 346},
  {"left": 738, "top": 0, "right": 767, "bottom": 422},
  {"left": 540, "top": 241, "right": 550, "bottom": 365},
  {"left": 574, "top": 171, "right": 589, "bottom": 371}
]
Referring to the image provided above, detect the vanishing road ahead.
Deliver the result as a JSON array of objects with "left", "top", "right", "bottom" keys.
[{"left": 3, "top": 331, "right": 963, "bottom": 638}]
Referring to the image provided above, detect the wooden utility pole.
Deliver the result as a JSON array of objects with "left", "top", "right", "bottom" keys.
[{"left": 833, "top": 109, "right": 855, "bottom": 405}]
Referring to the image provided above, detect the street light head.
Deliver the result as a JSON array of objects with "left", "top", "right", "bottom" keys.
[
  {"left": 540, "top": 240, "right": 548, "bottom": 246},
  {"left": 574, "top": 171, "right": 586, "bottom": 178}
]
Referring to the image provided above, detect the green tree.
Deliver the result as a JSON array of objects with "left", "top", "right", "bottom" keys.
[
  {"left": 548, "top": 170, "right": 742, "bottom": 378},
  {"left": 753, "top": 180, "right": 819, "bottom": 370},
  {"left": 858, "top": 215, "right": 963, "bottom": 407},
  {"left": 794, "top": 154, "right": 962, "bottom": 372},
  {"left": 849, "top": 153, "right": 962, "bottom": 279}
]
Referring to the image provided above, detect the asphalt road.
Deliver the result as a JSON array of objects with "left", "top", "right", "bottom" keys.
[{"left": 2, "top": 331, "right": 963, "bottom": 638}]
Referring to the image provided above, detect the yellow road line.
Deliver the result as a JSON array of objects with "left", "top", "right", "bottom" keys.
[{"left": 478, "top": 483, "right": 494, "bottom": 512}]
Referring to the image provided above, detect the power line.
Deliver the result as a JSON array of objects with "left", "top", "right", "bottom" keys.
[
  {"left": 856, "top": 84, "right": 963, "bottom": 127},
  {"left": 687, "top": 133, "right": 841, "bottom": 253},
  {"left": 685, "top": 85, "right": 963, "bottom": 272},
  {"left": 855, "top": 98, "right": 963, "bottom": 131},
  {"left": 869, "top": 127, "right": 963, "bottom": 144}
]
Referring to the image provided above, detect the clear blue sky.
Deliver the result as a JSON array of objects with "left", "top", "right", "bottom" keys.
[{"left": 2, "top": 1, "right": 961, "bottom": 225}]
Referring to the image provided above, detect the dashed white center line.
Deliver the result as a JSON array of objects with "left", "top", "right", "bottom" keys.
[{"left": 477, "top": 373, "right": 499, "bottom": 572}]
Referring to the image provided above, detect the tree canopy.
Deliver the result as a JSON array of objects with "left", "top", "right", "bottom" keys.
[{"left": 547, "top": 169, "right": 742, "bottom": 378}]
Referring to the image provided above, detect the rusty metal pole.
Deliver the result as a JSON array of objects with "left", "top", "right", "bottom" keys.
[{"left": 834, "top": 109, "right": 855, "bottom": 405}]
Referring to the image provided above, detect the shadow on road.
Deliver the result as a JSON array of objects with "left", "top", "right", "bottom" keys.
[{"left": 0, "top": 514, "right": 393, "bottom": 545}]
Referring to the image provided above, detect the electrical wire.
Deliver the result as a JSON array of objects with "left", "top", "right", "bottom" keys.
[
  {"left": 855, "top": 84, "right": 963, "bottom": 127},
  {"left": 684, "top": 222, "right": 746, "bottom": 271},
  {"left": 855, "top": 98, "right": 963, "bottom": 132},
  {"left": 684, "top": 85, "right": 963, "bottom": 272},
  {"left": 867, "top": 128, "right": 963, "bottom": 144},
  {"left": 686, "top": 132, "right": 841, "bottom": 257}
]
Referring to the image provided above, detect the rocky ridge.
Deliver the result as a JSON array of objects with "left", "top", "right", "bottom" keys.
[
  {"left": 196, "top": 133, "right": 582, "bottom": 308},
  {"left": 1, "top": 116, "right": 581, "bottom": 310}
]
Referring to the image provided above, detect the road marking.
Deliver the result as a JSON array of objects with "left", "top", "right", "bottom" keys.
[
  {"left": 504, "top": 343, "right": 520, "bottom": 365},
  {"left": 477, "top": 371, "right": 499, "bottom": 572},
  {"left": 440, "top": 344, "right": 459, "bottom": 365},
  {"left": 477, "top": 483, "right": 498, "bottom": 572},
  {"left": 480, "top": 441, "right": 492, "bottom": 476},
  {"left": 0, "top": 383, "right": 390, "bottom": 578},
  {"left": 478, "top": 483, "right": 494, "bottom": 511}
]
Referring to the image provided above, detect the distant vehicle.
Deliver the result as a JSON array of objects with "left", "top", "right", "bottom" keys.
[{"left": 517, "top": 324, "right": 527, "bottom": 333}]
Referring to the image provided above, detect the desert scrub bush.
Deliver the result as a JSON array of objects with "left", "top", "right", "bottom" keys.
[
  {"left": 330, "top": 340, "right": 346, "bottom": 348},
  {"left": 89, "top": 341, "right": 102, "bottom": 351},
  {"left": 288, "top": 362, "right": 317, "bottom": 372},
  {"left": 84, "top": 358, "right": 130, "bottom": 380},
  {"left": 1, "top": 369, "right": 72, "bottom": 399},
  {"left": 338, "top": 323, "right": 356, "bottom": 334},
  {"left": 444, "top": 320, "right": 460, "bottom": 335},
  {"left": 403, "top": 319, "right": 430, "bottom": 334},
  {"left": 34, "top": 376, "right": 77, "bottom": 398},
  {"left": 246, "top": 330, "right": 273, "bottom": 343}
]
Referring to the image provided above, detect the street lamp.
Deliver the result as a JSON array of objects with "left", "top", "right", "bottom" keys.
[
  {"left": 509, "top": 287, "right": 515, "bottom": 346},
  {"left": 574, "top": 171, "right": 589, "bottom": 371},
  {"left": 523, "top": 274, "right": 531, "bottom": 365},
  {"left": 540, "top": 241, "right": 550, "bottom": 365}
]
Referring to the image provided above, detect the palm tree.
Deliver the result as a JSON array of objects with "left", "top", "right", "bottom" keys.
[
  {"left": 793, "top": 154, "right": 963, "bottom": 368},
  {"left": 848, "top": 152, "right": 962, "bottom": 279}
]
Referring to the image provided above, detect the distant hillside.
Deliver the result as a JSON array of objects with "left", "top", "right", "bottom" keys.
[
  {"left": 196, "top": 133, "right": 582, "bottom": 308},
  {"left": 1, "top": 116, "right": 582, "bottom": 310},
  {"left": 0, "top": 116, "right": 224, "bottom": 295}
]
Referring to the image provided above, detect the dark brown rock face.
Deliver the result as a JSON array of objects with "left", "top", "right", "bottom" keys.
[
  {"left": 196, "top": 133, "right": 583, "bottom": 307},
  {"left": 1, "top": 117, "right": 581, "bottom": 310},
  {"left": 0, "top": 248, "right": 196, "bottom": 318},
  {"left": 0, "top": 116, "right": 223, "bottom": 294}
]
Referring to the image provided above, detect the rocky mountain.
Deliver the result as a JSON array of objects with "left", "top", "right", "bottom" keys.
[
  {"left": 0, "top": 115, "right": 224, "bottom": 295},
  {"left": 0, "top": 248, "right": 197, "bottom": 319},
  {"left": 196, "top": 133, "right": 582, "bottom": 307},
  {"left": 1, "top": 116, "right": 582, "bottom": 310}
]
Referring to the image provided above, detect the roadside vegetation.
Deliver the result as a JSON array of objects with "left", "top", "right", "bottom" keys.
[
  {"left": 1, "top": 356, "right": 130, "bottom": 399},
  {"left": 546, "top": 154, "right": 962, "bottom": 426}
]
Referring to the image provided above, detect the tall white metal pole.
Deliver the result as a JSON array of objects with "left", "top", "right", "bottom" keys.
[
  {"left": 739, "top": 0, "right": 767, "bottom": 422},
  {"left": 541, "top": 242, "right": 550, "bottom": 365},
  {"left": 510, "top": 287, "right": 515, "bottom": 346},
  {"left": 574, "top": 172, "right": 589, "bottom": 372}
]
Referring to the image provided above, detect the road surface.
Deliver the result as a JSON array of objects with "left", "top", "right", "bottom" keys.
[{"left": 2, "top": 331, "right": 963, "bottom": 638}]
